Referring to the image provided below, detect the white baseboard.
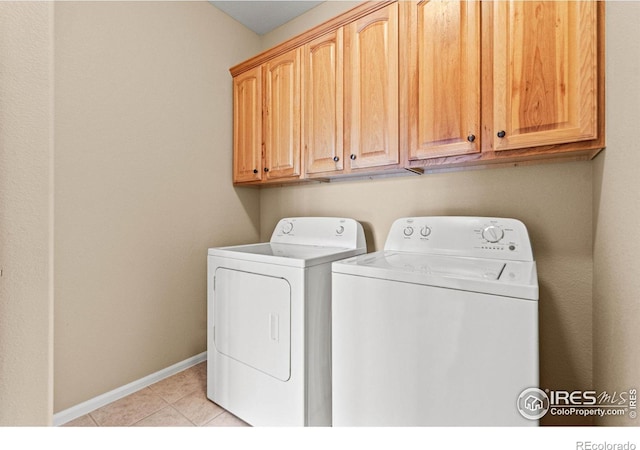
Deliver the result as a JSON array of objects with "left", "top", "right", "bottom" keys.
[{"left": 52, "top": 351, "right": 207, "bottom": 426}]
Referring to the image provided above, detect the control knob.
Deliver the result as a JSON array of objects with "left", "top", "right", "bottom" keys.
[
  {"left": 482, "top": 225, "right": 504, "bottom": 243},
  {"left": 420, "top": 226, "right": 432, "bottom": 238},
  {"left": 403, "top": 226, "right": 414, "bottom": 237},
  {"left": 281, "top": 221, "right": 294, "bottom": 234}
]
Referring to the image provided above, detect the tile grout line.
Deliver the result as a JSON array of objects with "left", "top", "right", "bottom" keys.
[
  {"left": 87, "top": 413, "right": 99, "bottom": 427},
  {"left": 168, "top": 404, "right": 197, "bottom": 427},
  {"left": 127, "top": 393, "right": 170, "bottom": 427},
  {"left": 129, "top": 403, "right": 179, "bottom": 427},
  {"left": 202, "top": 409, "right": 226, "bottom": 427}
]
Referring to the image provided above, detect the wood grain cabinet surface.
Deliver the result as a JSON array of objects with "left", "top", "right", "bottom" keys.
[
  {"left": 263, "top": 48, "right": 302, "bottom": 181},
  {"left": 303, "top": 29, "right": 344, "bottom": 177},
  {"left": 490, "top": 0, "right": 599, "bottom": 152},
  {"left": 229, "top": 0, "right": 604, "bottom": 186},
  {"left": 403, "top": 0, "right": 481, "bottom": 161},
  {"left": 344, "top": 3, "right": 400, "bottom": 171},
  {"left": 232, "top": 66, "right": 262, "bottom": 183}
]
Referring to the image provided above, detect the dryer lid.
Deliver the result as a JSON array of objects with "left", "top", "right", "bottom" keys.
[
  {"left": 208, "top": 242, "right": 363, "bottom": 267},
  {"left": 208, "top": 217, "right": 367, "bottom": 267}
]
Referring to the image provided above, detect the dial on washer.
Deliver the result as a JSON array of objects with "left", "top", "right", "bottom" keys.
[{"left": 482, "top": 225, "right": 504, "bottom": 243}]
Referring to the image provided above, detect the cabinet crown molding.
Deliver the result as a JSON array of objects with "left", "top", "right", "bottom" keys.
[{"left": 230, "top": 1, "right": 396, "bottom": 77}]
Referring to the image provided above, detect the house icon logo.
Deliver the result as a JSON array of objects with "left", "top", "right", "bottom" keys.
[
  {"left": 525, "top": 395, "right": 544, "bottom": 411},
  {"left": 517, "top": 388, "right": 550, "bottom": 420}
]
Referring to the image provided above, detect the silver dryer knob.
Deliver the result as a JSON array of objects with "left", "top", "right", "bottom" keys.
[{"left": 282, "top": 221, "right": 294, "bottom": 234}]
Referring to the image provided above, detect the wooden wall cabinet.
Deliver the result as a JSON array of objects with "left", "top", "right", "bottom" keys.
[
  {"left": 232, "top": 66, "right": 262, "bottom": 183},
  {"left": 303, "top": 29, "right": 344, "bottom": 177},
  {"left": 344, "top": 3, "right": 400, "bottom": 171},
  {"left": 230, "top": 0, "right": 604, "bottom": 186},
  {"left": 403, "top": 0, "right": 481, "bottom": 161},
  {"left": 405, "top": 0, "right": 603, "bottom": 168},
  {"left": 305, "top": 2, "right": 401, "bottom": 177},
  {"left": 263, "top": 48, "right": 302, "bottom": 181},
  {"left": 231, "top": 50, "right": 302, "bottom": 184},
  {"left": 490, "top": 1, "right": 599, "bottom": 152}
]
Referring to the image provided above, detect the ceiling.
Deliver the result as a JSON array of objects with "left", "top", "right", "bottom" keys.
[{"left": 210, "top": 1, "right": 324, "bottom": 35}]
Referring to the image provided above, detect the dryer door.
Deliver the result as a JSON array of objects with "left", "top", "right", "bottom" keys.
[{"left": 213, "top": 268, "right": 291, "bottom": 381}]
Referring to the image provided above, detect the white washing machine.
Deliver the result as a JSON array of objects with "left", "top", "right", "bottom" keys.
[
  {"left": 331, "top": 216, "right": 539, "bottom": 426},
  {"left": 207, "top": 217, "right": 366, "bottom": 426}
]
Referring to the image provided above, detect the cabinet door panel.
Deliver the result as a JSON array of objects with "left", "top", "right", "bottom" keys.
[
  {"left": 493, "top": 1, "right": 598, "bottom": 151},
  {"left": 264, "top": 48, "right": 301, "bottom": 179},
  {"left": 345, "top": 3, "right": 399, "bottom": 169},
  {"left": 407, "top": 0, "right": 480, "bottom": 160},
  {"left": 304, "top": 29, "right": 344, "bottom": 175},
  {"left": 233, "top": 67, "right": 262, "bottom": 183}
]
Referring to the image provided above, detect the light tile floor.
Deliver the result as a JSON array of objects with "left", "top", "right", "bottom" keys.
[{"left": 63, "top": 362, "right": 249, "bottom": 427}]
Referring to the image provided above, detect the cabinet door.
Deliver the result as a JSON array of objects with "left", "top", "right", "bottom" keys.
[
  {"left": 406, "top": 0, "right": 480, "bottom": 160},
  {"left": 492, "top": 1, "right": 598, "bottom": 151},
  {"left": 345, "top": 3, "right": 399, "bottom": 169},
  {"left": 303, "top": 29, "right": 344, "bottom": 175},
  {"left": 233, "top": 66, "right": 262, "bottom": 183},
  {"left": 264, "top": 48, "right": 301, "bottom": 180}
]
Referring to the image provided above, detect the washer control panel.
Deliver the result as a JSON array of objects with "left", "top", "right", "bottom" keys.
[{"left": 385, "top": 217, "right": 534, "bottom": 262}]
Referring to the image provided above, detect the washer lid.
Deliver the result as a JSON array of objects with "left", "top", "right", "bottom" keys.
[
  {"left": 381, "top": 253, "right": 506, "bottom": 280},
  {"left": 333, "top": 251, "right": 538, "bottom": 300},
  {"left": 208, "top": 242, "right": 364, "bottom": 268}
]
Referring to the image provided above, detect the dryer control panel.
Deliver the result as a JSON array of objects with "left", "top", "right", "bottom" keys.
[
  {"left": 385, "top": 217, "right": 534, "bottom": 262},
  {"left": 270, "top": 217, "right": 366, "bottom": 251}
]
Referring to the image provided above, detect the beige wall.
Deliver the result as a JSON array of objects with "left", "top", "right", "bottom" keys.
[
  {"left": 2, "top": 0, "right": 635, "bottom": 426},
  {"left": 259, "top": 2, "right": 596, "bottom": 426},
  {"left": 593, "top": 2, "right": 640, "bottom": 426},
  {"left": 53, "top": 1, "right": 261, "bottom": 411},
  {"left": 0, "top": 2, "right": 54, "bottom": 425}
]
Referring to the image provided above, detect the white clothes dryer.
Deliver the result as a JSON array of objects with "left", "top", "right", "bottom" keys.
[
  {"left": 331, "top": 216, "right": 539, "bottom": 426},
  {"left": 207, "top": 217, "right": 366, "bottom": 426}
]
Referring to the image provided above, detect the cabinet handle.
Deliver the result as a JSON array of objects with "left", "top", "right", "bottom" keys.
[
  {"left": 253, "top": 169, "right": 258, "bottom": 174},
  {"left": 333, "top": 156, "right": 340, "bottom": 162},
  {"left": 497, "top": 130, "right": 506, "bottom": 138},
  {"left": 264, "top": 168, "right": 269, "bottom": 172},
  {"left": 350, "top": 154, "right": 356, "bottom": 160},
  {"left": 467, "top": 134, "right": 476, "bottom": 143}
]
